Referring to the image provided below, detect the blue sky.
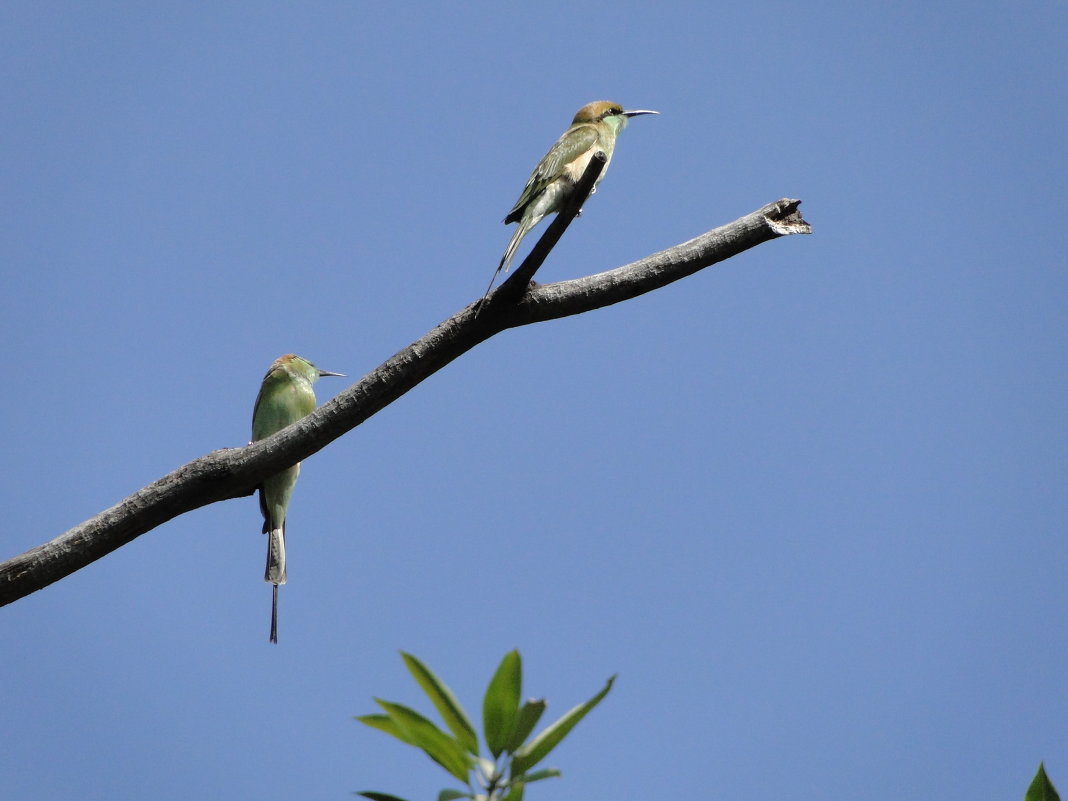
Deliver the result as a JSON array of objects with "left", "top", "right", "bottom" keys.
[{"left": 2, "top": 2, "right": 1066, "bottom": 799}]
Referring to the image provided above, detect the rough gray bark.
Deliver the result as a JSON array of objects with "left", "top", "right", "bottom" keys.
[{"left": 0, "top": 154, "right": 810, "bottom": 607}]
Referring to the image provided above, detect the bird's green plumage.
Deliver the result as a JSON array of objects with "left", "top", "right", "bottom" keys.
[
  {"left": 483, "top": 101, "right": 657, "bottom": 297},
  {"left": 252, "top": 355, "right": 319, "bottom": 545},
  {"left": 252, "top": 356, "right": 320, "bottom": 440},
  {"left": 504, "top": 126, "right": 601, "bottom": 224},
  {"left": 250, "top": 353, "right": 343, "bottom": 643}
]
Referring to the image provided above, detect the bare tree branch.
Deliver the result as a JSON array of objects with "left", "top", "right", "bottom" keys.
[{"left": 0, "top": 155, "right": 810, "bottom": 606}]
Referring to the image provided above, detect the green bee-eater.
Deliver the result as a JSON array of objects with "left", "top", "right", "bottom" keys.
[
  {"left": 482, "top": 100, "right": 658, "bottom": 304},
  {"left": 251, "top": 354, "right": 344, "bottom": 643}
]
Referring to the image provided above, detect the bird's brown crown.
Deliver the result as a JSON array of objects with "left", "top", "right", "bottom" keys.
[{"left": 572, "top": 101, "right": 624, "bottom": 124}]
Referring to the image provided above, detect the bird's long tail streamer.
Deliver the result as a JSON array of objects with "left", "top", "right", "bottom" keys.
[
  {"left": 270, "top": 585, "right": 279, "bottom": 644},
  {"left": 476, "top": 261, "right": 506, "bottom": 315}
]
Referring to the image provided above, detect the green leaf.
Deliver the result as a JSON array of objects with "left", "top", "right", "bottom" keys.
[
  {"left": 498, "top": 767, "right": 560, "bottom": 801},
  {"left": 483, "top": 650, "right": 522, "bottom": 758},
  {"left": 376, "top": 699, "right": 475, "bottom": 784},
  {"left": 1027, "top": 763, "right": 1061, "bottom": 801},
  {"left": 357, "top": 793, "right": 412, "bottom": 801},
  {"left": 401, "top": 652, "right": 480, "bottom": 755},
  {"left": 510, "top": 674, "right": 615, "bottom": 776},
  {"left": 438, "top": 790, "right": 474, "bottom": 801},
  {"left": 505, "top": 699, "right": 546, "bottom": 753},
  {"left": 499, "top": 783, "right": 524, "bottom": 801},
  {"left": 355, "top": 714, "right": 418, "bottom": 747},
  {"left": 510, "top": 769, "right": 561, "bottom": 785}
]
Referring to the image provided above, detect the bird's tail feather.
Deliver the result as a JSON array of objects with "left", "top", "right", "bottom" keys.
[
  {"left": 477, "top": 261, "right": 505, "bottom": 312},
  {"left": 265, "top": 526, "right": 285, "bottom": 643},
  {"left": 477, "top": 223, "right": 531, "bottom": 313},
  {"left": 269, "top": 585, "right": 279, "bottom": 644},
  {"left": 265, "top": 527, "right": 286, "bottom": 585},
  {"left": 499, "top": 223, "right": 527, "bottom": 276}
]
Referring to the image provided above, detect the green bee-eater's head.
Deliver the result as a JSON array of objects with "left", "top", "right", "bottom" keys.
[
  {"left": 268, "top": 354, "right": 345, "bottom": 385},
  {"left": 571, "top": 101, "right": 660, "bottom": 132}
]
